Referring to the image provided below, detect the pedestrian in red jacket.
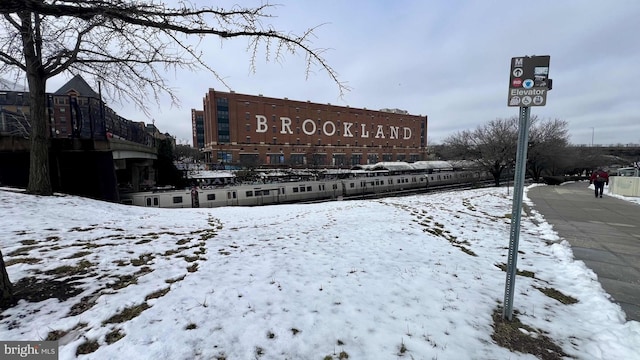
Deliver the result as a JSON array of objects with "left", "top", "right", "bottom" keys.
[{"left": 589, "top": 169, "right": 609, "bottom": 198}]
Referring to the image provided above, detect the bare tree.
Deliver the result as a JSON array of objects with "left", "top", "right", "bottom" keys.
[
  {"left": 0, "top": 250, "right": 12, "bottom": 308},
  {"left": 442, "top": 118, "right": 519, "bottom": 186},
  {"left": 1, "top": 0, "right": 345, "bottom": 195},
  {"left": 441, "top": 116, "right": 572, "bottom": 186},
  {"left": 526, "top": 118, "right": 571, "bottom": 181},
  {"left": 0, "top": 0, "right": 345, "bottom": 308},
  {"left": 174, "top": 144, "right": 203, "bottom": 163}
]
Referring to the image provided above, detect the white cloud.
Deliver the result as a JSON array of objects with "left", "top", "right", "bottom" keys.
[{"left": 38, "top": 0, "right": 640, "bottom": 146}]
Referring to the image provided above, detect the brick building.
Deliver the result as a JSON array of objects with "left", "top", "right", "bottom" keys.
[
  {"left": 1, "top": 75, "right": 173, "bottom": 200},
  {"left": 193, "top": 89, "right": 428, "bottom": 168},
  {"left": 0, "top": 75, "right": 157, "bottom": 145},
  {"left": 191, "top": 109, "right": 205, "bottom": 150}
]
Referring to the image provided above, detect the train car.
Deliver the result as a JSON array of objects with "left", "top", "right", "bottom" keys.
[
  {"left": 122, "top": 160, "right": 492, "bottom": 209},
  {"left": 186, "top": 170, "right": 236, "bottom": 188},
  {"left": 616, "top": 167, "right": 639, "bottom": 177}
]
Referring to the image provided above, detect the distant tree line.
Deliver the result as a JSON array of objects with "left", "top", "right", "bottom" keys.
[{"left": 431, "top": 117, "right": 621, "bottom": 186}]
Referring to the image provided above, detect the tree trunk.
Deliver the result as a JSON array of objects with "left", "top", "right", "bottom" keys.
[
  {"left": 20, "top": 11, "right": 53, "bottom": 195},
  {"left": 26, "top": 76, "right": 52, "bottom": 195},
  {"left": 0, "top": 250, "right": 14, "bottom": 309},
  {"left": 492, "top": 171, "right": 501, "bottom": 187}
]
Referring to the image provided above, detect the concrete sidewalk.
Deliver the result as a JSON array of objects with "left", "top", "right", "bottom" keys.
[{"left": 527, "top": 182, "right": 640, "bottom": 322}]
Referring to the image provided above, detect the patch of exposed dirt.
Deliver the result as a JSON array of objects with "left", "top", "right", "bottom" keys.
[
  {"left": 12, "top": 276, "right": 83, "bottom": 303},
  {"left": 491, "top": 307, "right": 571, "bottom": 360}
]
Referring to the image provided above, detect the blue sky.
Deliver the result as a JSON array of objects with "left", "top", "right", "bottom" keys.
[{"left": 45, "top": 0, "right": 640, "bottom": 146}]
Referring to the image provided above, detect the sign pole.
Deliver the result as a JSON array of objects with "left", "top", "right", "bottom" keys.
[
  {"left": 504, "top": 55, "right": 551, "bottom": 321},
  {"left": 503, "top": 106, "right": 531, "bottom": 321}
]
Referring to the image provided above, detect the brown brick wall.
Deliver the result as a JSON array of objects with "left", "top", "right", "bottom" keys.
[{"left": 200, "top": 89, "right": 428, "bottom": 167}]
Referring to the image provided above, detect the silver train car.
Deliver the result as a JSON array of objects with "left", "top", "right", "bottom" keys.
[{"left": 122, "top": 161, "right": 491, "bottom": 209}]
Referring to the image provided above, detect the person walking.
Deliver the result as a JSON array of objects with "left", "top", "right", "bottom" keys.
[{"left": 589, "top": 168, "right": 609, "bottom": 198}]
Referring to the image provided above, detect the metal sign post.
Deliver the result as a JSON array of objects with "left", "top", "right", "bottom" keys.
[
  {"left": 503, "top": 55, "right": 551, "bottom": 321},
  {"left": 503, "top": 106, "right": 530, "bottom": 321}
]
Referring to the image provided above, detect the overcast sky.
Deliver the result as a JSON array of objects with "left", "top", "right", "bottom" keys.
[{"left": 44, "top": 0, "right": 640, "bottom": 146}]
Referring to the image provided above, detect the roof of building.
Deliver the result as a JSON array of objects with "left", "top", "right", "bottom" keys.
[
  {"left": 371, "top": 162, "right": 414, "bottom": 172},
  {"left": 54, "top": 74, "right": 99, "bottom": 98},
  {"left": 186, "top": 170, "right": 235, "bottom": 179},
  {"left": 411, "top": 161, "right": 454, "bottom": 171}
]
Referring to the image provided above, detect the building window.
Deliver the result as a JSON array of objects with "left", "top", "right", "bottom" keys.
[
  {"left": 268, "top": 153, "right": 284, "bottom": 164},
  {"left": 207, "top": 194, "right": 216, "bottom": 200},
  {"left": 172, "top": 196, "right": 183, "bottom": 204},
  {"left": 290, "top": 154, "right": 305, "bottom": 165}
]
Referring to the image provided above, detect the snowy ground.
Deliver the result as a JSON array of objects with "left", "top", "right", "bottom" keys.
[{"left": 0, "top": 185, "right": 638, "bottom": 360}]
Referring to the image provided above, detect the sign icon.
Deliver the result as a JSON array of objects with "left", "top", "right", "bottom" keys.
[
  {"left": 512, "top": 68, "right": 523, "bottom": 77},
  {"left": 509, "top": 96, "right": 521, "bottom": 106},
  {"left": 533, "top": 95, "right": 544, "bottom": 105},
  {"left": 522, "top": 79, "right": 534, "bottom": 89},
  {"left": 521, "top": 96, "right": 532, "bottom": 106},
  {"left": 512, "top": 78, "right": 522, "bottom": 87}
]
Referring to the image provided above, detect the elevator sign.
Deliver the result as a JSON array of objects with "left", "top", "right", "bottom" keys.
[{"left": 508, "top": 55, "right": 551, "bottom": 107}]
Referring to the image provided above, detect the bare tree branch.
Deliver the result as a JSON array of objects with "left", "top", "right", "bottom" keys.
[{"left": 0, "top": 0, "right": 348, "bottom": 197}]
